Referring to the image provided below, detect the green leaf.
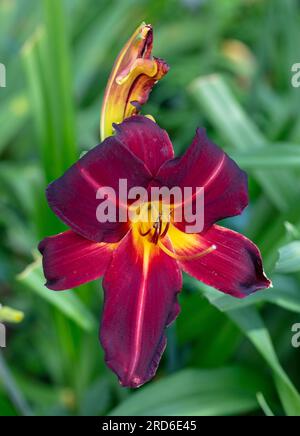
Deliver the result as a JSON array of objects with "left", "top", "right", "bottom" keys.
[
  {"left": 227, "top": 307, "right": 300, "bottom": 416},
  {"left": 22, "top": 0, "right": 77, "bottom": 183},
  {"left": 275, "top": 241, "right": 300, "bottom": 273},
  {"left": 256, "top": 392, "right": 275, "bottom": 416},
  {"left": 0, "top": 353, "right": 33, "bottom": 416},
  {"left": 17, "top": 259, "right": 97, "bottom": 332},
  {"left": 193, "top": 276, "right": 300, "bottom": 315},
  {"left": 109, "top": 367, "right": 269, "bottom": 416},
  {"left": 0, "top": 94, "right": 29, "bottom": 155},
  {"left": 74, "top": 0, "right": 138, "bottom": 98},
  {"left": 79, "top": 378, "right": 111, "bottom": 416},
  {"left": 231, "top": 144, "right": 300, "bottom": 169},
  {"left": 284, "top": 222, "right": 300, "bottom": 240},
  {"left": 184, "top": 277, "right": 300, "bottom": 415},
  {"left": 189, "top": 75, "right": 300, "bottom": 211}
]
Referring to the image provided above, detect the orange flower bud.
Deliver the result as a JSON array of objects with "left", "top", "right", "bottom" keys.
[{"left": 100, "top": 23, "right": 169, "bottom": 140}]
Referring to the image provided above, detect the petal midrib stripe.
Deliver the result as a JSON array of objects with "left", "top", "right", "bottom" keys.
[{"left": 127, "top": 244, "right": 151, "bottom": 382}]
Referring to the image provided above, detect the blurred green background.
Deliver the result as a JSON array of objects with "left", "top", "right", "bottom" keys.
[{"left": 1, "top": 0, "right": 300, "bottom": 416}]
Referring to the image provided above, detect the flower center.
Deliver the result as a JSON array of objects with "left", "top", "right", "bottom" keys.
[
  {"left": 130, "top": 201, "right": 216, "bottom": 261},
  {"left": 131, "top": 201, "right": 171, "bottom": 245}
]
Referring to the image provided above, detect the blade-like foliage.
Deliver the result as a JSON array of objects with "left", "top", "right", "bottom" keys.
[{"left": 1, "top": 0, "right": 300, "bottom": 417}]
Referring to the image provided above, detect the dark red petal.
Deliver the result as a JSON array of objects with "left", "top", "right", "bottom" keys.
[
  {"left": 38, "top": 230, "right": 115, "bottom": 290},
  {"left": 156, "top": 128, "right": 248, "bottom": 232},
  {"left": 168, "top": 224, "right": 271, "bottom": 298},
  {"left": 100, "top": 231, "right": 182, "bottom": 388},
  {"left": 47, "top": 136, "right": 152, "bottom": 243},
  {"left": 114, "top": 116, "right": 174, "bottom": 176}
]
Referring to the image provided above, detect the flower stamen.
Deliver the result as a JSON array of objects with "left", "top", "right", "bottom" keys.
[
  {"left": 139, "top": 228, "right": 152, "bottom": 237},
  {"left": 158, "top": 240, "right": 217, "bottom": 261},
  {"left": 160, "top": 221, "right": 170, "bottom": 239}
]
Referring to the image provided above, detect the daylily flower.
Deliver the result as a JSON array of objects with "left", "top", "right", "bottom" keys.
[
  {"left": 100, "top": 22, "right": 169, "bottom": 140},
  {"left": 39, "top": 115, "right": 271, "bottom": 388}
]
